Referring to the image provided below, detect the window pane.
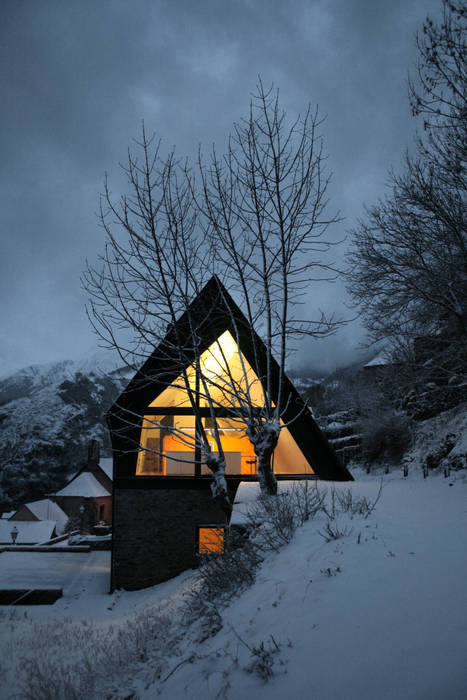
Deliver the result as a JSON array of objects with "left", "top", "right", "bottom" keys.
[{"left": 198, "top": 527, "right": 225, "bottom": 554}]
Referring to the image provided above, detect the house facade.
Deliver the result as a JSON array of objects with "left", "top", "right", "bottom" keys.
[
  {"left": 109, "top": 277, "right": 352, "bottom": 590},
  {"left": 53, "top": 442, "right": 113, "bottom": 528}
]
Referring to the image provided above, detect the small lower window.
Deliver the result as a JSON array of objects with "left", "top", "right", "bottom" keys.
[{"left": 198, "top": 526, "right": 225, "bottom": 554}]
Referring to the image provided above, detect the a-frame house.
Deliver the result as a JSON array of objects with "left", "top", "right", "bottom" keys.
[{"left": 108, "top": 276, "right": 352, "bottom": 590}]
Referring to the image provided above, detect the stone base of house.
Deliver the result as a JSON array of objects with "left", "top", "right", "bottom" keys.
[{"left": 111, "top": 483, "right": 238, "bottom": 590}]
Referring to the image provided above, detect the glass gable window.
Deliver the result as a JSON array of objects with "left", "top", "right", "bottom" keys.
[
  {"left": 135, "top": 330, "right": 314, "bottom": 477},
  {"left": 136, "top": 415, "right": 257, "bottom": 476},
  {"left": 148, "top": 331, "right": 266, "bottom": 410},
  {"left": 136, "top": 415, "right": 196, "bottom": 476}
]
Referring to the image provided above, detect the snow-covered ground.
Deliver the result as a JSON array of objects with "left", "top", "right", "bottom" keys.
[
  {"left": 0, "top": 469, "right": 466, "bottom": 700},
  {"left": 138, "top": 471, "right": 467, "bottom": 700},
  {"left": 0, "top": 551, "right": 110, "bottom": 599}
]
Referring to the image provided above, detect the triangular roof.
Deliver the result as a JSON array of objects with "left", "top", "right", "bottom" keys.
[
  {"left": 62, "top": 455, "right": 113, "bottom": 494},
  {"left": 108, "top": 276, "right": 352, "bottom": 481},
  {"left": 55, "top": 472, "right": 111, "bottom": 498},
  {"left": 23, "top": 500, "right": 69, "bottom": 533}
]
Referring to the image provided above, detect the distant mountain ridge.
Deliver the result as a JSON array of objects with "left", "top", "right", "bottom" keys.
[{"left": 0, "top": 352, "right": 129, "bottom": 511}]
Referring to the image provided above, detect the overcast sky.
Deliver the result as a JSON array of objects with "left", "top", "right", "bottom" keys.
[{"left": 0, "top": 0, "right": 442, "bottom": 376}]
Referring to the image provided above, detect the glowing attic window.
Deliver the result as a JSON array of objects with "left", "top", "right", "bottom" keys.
[
  {"left": 148, "top": 330, "right": 266, "bottom": 409},
  {"left": 198, "top": 526, "right": 225, "bottom": 554}
]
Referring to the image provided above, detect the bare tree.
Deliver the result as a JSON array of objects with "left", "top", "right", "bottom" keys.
[
  {"left": 84, "top": 128, "right": 233, "bottom": 509},
  {"left": 347, "top": 0, "right": 466, "bottom": 377},
  {"left": 347, "top": 155, "right": 466, "bottom": 342},
  {"left": 197, "top": 81, "right": 341, "bottom": 494},
  {"left": 409, "top": 0, "right": 466, "bottom": 133},
  {"left": 85, "top": 83, "right": 342, "bottom": 502}
]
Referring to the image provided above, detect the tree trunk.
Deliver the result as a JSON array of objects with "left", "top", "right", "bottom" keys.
[
  {"left": 256, "top": 449, "right": 278, "bottom": 495},
  {"left": 249, "top": 421, "right": 279, "bottom": 496},
  {"left": 204, "top": 452, "right": 231, "bottom": 514}
]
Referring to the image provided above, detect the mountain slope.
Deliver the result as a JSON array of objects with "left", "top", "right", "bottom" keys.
[{"left": 0, "top": 353, "right": 128, "bottom": 510}]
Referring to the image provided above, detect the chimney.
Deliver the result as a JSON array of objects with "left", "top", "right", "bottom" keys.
[{"left": 87, "top": 440, "right": 100, "bottom": 465}]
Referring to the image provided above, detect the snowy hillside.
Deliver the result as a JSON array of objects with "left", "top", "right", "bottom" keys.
[
  {"left": 1, "top": 400, "right": 466, "bottom": 699},
  {"left": 0, "top": 468, "right": 466, "bottom": 700},
  {"left": 0, "top": 351, "right": 129, "bottom": 511},
  {"left": 148, "top": 473, "right": 467, "bottom": 700}
]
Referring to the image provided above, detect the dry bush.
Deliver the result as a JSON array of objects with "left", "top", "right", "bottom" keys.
[
  {"left": 189, "top": 480, "right": 327, "bottom": 631},
  {"left": 15, "top": 608, "right": 175, "bottom": 700},
  {"left": 335, "top": 483, "right": 383, "bottom": 518},
  {"left": 247, "top": 481, "right": 327, "bottom": 551},
  {"left": 244, "top": 636, "right": 283, "bottom": 682},
  {"left": 196, "top": 536, "right": 263, "bottom": 602},
  {"left": 185, "top": 530, "right": 264, "bottom": 640},
  {"left": 361, "top": 409, "right": 412, "bottom": 463},
  {"left": 318, "top": 520, "right": 353, "bottom": 542}
]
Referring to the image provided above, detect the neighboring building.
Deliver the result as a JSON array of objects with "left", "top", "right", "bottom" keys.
[
  {"left": 2, "top": 443, "right": 113, "bottom": 542},
  {"left": 53, "top": 441, "right": 113, "bottom": 527},
  {"left": 109, "top": 276, "right": 352, "bottom": 591},
  {"left": 363, "top": 349, "right": 394, "bottom": 380},
  {"left": 364, "top": 350, "right": 392, "bottom": 370},
  {"left": 9, "top": 499, "right": 68, "bottom": 535}
]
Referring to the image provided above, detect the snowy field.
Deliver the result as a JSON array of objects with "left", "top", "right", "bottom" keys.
[{"left": 0, "top": 470, "right": 466, "bottom": 699}]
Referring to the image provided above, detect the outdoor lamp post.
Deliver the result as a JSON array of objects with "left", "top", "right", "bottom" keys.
[
  {"left": 10, "top": 525, "right": 18, "bottom": 545},
  {"left": 79, "top": 505, "right": 85, "bottom": 533}
]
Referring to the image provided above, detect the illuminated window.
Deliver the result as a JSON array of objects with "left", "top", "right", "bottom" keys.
[
  {"left": 135, "top": 331, "right": 315, "bottom": 477},
  {"left": 198, "top": 526, "right": 225, "bottom": 554},
  {"left": 140, "top": 437, "right": 164, "bottom": 474},
  {"left": 148, "top": 331, "right": 266, "bottom": 409}
]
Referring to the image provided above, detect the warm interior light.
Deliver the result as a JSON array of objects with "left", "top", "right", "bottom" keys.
[
  {"left": 199, "top": 330, "right": 237, "bottom": 375},
  {"left": 198, "top": 526, "right": 225, "bottom": 554},
  {"left": 149, "top": 331, "right": 265, "bottom": 408},
  {"left": 136, "top": 329, "right": 315, "bottom": 477}
]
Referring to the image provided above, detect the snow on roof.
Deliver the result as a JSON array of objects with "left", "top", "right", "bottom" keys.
[
  {"left": 99, "top": 457, "right": 113, "bottom": 481},
  {"left": 1, "top": 511, "right": 15, "bottom": 520},
  {"left": 55, "top": 472, "right": 110, "bottom": 498},
  {"left": 233, "top": 481, "right": 262, "bottom": 506},
  {"left": 233, "top": 480, "right": 309, "bottom": 505},
  {"left": 364, "top": 351, "right": 392, "bottom": 367},
  {"left": 24, "top": 500, "right": 69, "bottom": 534},
  {"left": 0, "top": 520, "right": 56, "bottom": 544}
]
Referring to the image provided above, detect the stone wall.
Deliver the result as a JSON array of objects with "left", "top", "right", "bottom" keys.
[{"left": 112, "top": 486, "right": 234, "bottom": 590}]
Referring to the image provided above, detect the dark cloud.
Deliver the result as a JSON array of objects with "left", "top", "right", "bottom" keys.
[{"left": 0, "top": 0, "right": 441, "bottom": 374}]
